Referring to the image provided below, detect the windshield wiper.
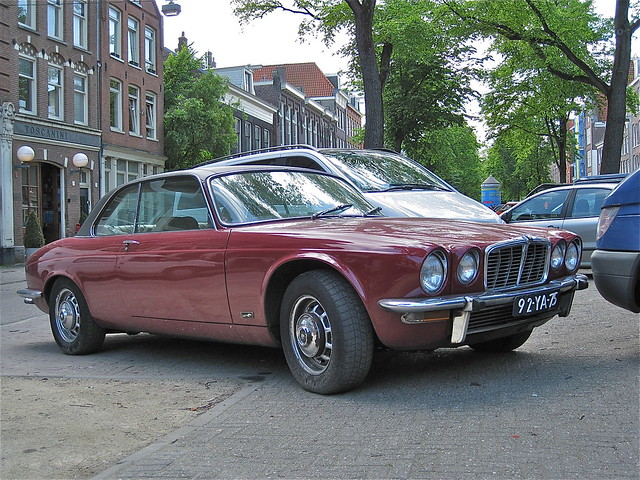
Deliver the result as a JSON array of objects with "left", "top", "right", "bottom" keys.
[
  {"left": 364, "top": 206, "right": 383, "bottom": 216},
  {"left": 311, "top": 204, "right": 353, "bottom": 220},
  {"left": 382, "top": 183, "right": 450, "bottom": 192}
]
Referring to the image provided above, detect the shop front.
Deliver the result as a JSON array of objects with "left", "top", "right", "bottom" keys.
[{"left": 1, "top": 105, "right": 101, "bottom": 264}]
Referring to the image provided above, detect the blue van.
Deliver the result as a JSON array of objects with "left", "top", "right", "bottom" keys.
[{"left": 591, "top": 168, "right": 640, "bottom": 313}]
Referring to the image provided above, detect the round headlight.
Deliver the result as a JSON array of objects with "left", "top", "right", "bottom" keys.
[
  {"left": 457, "top": 250, "right": 479, "bottom": 285},
  {"left": 421, "top": 251, "right": 447, "bottom": 293},
  {"left": 565, "top": 240, "right": 581, "bottom": 271},
  {"left": 551, "top": 242, "right": 566, "bottom": 271}
]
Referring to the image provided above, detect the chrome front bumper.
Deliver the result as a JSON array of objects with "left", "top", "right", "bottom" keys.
[
  {"left": 17, "top": 288, "right": 43, "bottom": 304},
  {"left": 379, "top": 274, "right": 589, "bottom": 344}
]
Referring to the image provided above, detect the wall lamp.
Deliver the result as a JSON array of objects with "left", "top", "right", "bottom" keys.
[
  {"left": 15, "top": 145, "right": 35, "bottom": 169},
  {"left": 161, "top": 1, "right": 181, "bottom": 16},
  {"left": 70, "top": 152, "right": 89, "bottom": 174}
]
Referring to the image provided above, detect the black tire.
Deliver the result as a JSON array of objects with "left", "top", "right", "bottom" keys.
[
  {"left": 49, "top": 278, "right": 106, "bottom": 355},
  {"left": 280, "top": 270, "right": 374, "bottom": 394},
  {"left": 468, "top": 330, "right": 532, "bottom": 353}
]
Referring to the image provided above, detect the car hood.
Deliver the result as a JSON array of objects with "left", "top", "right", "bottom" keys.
[
  {"left": 363, "top": 190, "right": 502, "bottom": 224},
  {"left": 235, "top": 217, "right": 569, "bottom": 250}
]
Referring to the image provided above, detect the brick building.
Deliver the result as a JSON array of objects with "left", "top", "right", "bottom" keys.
[
  {"left": 253, "top": 63, "right": 361, "bottom": 148},
  {"left": 0, "top": 0, "right": 165, "bottom": 264}
]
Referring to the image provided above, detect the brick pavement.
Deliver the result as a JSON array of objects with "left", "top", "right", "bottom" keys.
[{"left": 92, "top": 285, "right": 639, "bottom": 480}]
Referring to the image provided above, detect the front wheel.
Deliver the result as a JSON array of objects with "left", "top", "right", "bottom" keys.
[
  {"left": 280, "top": 270, "right": 374, "bottom": 394},
  {"left": 468, "top": 330, "right": 532, "bottom": 353},
  {"left": 49, "top": 278, "right": 105, "bottom": 355}
]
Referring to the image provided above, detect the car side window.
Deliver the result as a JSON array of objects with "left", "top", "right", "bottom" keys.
[
  {"left": 138, "top": 177, "right": 211, "bottom": 232},
  {"left": 94, "top": 185, "right": 140, "bottom": 236},
  {"left": 569, "top": 188, "right": 610, "bottom": 219},
  {"left": 285, "top": 156, "right": 324, "bottom": 170},
  {"left": 510, "top": 190, "right": 570, "bottom": 221}
]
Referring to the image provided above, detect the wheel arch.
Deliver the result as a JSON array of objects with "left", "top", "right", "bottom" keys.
[{"left": 263, "top": 258, "right": 372, "bottom": 345}]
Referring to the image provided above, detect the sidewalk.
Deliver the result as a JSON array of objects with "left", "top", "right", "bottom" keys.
[{"left": 2, "top": 266, "right": 638, "bottom": 480}]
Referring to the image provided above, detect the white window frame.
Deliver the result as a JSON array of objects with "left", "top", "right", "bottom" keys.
[
  {"left": 128, "top": 85, "right": 140, "bottom": 135},
  {"left": 145, "top": 92, "right": 157, "bottom": 139},
  {"left": 73, "top": 73, "right": 88, "bottom": 125},
  {"left": 144, "top": 26, "right": 157, "bottom": 74},
  {"left": 47, "top": 65, "right": 64, "bottom": 120},
  {"left": 244, "top": 121, "right": 252, "bottom": 150},
  {"left": 110, "top": 78, "right": 123, "bottom": 131},
  {"left": 108, "top": 7, "right": 122, "bottom": 59},
  {"left": 127, "top": 17, "right": 140, "bottom": 67},
  {"left": 18, "top": 0, "right": 36, "bottom": 29},
  {"left": 47, "top": 0, "right": 63, "bottom": 40},
  {"left": 18, "top": 55, "right": 37, "bottom": 114},
  {"left": 73, "top": 0, "right": 88, "bottom": 49}
]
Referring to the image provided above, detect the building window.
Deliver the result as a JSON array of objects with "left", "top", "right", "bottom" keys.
[
  {"left": 47, "top": 65, "right": 63, "bottom": 119},
  {"left": 18, "top": 0, "right": 36, "bottom": 28},
  {"left": 116, "top": 159, "right": 140, "bottom": 186},
  {"left": 244, "top": 71, "right": 253, "bottom": 93},
  {"left": 292, "top": 110, "right": 298, "bottom": 144},
  {"left": 254, "top": 125, "right": 261, "bottom": 150},
  {"left": 234, "top": 118, "right": 241, "bottom": 153},
  {"left": 145, "top": 92, "right": 157, "bottom": 139},
  {"left": 127, "top": 17, "right": 140, "bottom": 67},
  {"left": 73, "top": 0, "right": 88, "bottom": 49},
  {"left": 74, "top": 74, "right": 88, "bottom": 125},
  {"left": 633, "top": 123, "right": 639, "bottom": 147},
  {"left": 144, "top": 26, "right": 156, "bottom": 74},
  {"left": 108, "top": 7, "right": 122, "bottom": 58},
  {"left": 285, "top": 106, "right": 292, "bottom": 145},
  {"left": 18, "top": 56, "right": 36, "bottom": 114},
  {"left": 110, "top": 79, "right": 123, "bottom": 130},
  {"left": 128, "top": 85, "right": 140, "bottom": 135},
  {"left": 244, "top": 121, "right": 252, "bottom": 150},
  {"left": 21, "top": 167, "right": 39, "bottom": 230},
  {"left": 47, "top": 0, "right": 63, "bottom": 39}
]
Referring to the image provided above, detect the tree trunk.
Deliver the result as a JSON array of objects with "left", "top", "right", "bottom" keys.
[
  {"left": 557, "top": 117, "right": 568, "bottom": 183},
  {"left": 600, "top": 0, "right": 633, "bottom": 174},
  {"left": 346, "top": 0, "right": 385, "bottom": 148}
]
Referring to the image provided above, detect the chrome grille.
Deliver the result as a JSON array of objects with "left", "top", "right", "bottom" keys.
[{"left": 485, "top": 237, "right": 549, "bottom": 290}]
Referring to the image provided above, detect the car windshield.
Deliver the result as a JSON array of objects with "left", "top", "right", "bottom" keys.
[
  {"left": 209, "top": 170, "right": 379, "bottom": 225},
  {"left": 321, "top": 150, "right": 451, "bottom": 192}
]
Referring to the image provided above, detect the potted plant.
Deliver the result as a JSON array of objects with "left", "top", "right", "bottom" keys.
[{"left": 24, "top": 210, "right": 45, "bottom": 258}]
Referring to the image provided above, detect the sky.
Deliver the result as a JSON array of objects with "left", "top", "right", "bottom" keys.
[
  {"left": 158, "top": 0, "right": 638, "bottom": 75},
  {"left": 159, "top": 1, "right": 349, "bottom": 74}
]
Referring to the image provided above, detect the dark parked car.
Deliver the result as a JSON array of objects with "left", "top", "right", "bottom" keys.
[
  {"left": 500, "top": 177, "right": 625, "bottom": 267},
  {"left": 19, "top": 165, "right": 587, "bottom": 394},
  {"left": 591, "top": 168, "right": 640, "bottom": 313},
  {"left": 209, "top": 146, "right": 502, "bottom": 223}
]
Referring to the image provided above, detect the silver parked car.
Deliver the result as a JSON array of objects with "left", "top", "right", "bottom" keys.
[
  {"left": 206, "top": 146, "right": 501, "bottom": 223},
  {"left": 500, "top": 176, "right": 626, "bottom": 267}
]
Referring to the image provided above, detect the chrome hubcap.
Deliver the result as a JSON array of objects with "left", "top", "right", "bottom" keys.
[
  {"left": 55, "top": 289, "right": 80, "bottom": 343},
  {"left": 289, "top": 295, "right": 332, "bottom": 375}
]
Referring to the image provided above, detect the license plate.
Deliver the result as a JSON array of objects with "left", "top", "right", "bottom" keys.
[{"left": 513, "top": 290, "right": 560, "bottom": 317}]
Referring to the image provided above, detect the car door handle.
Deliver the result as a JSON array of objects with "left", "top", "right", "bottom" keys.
[{"left": 122, "top": 240, "right": 140, "bottom": 251}]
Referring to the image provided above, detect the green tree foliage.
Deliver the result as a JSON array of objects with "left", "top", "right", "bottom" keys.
[
  {"left": 404, "top": 125, "right": 483, "bottom": 199},
  {"left": 445, "top": 0, "right": 640, "bottom": 174},
  {"left": 481, "top": 45, "right": 593, "bottom": 183},
  {"left": 378, "top": 0, "right": 480, "bottom": 152},
  {"left": 163, "top": 46, "right": 236, "bottom": 170},
  {"left": 484, "top": 130, "right": 554, "bottom": 201}
]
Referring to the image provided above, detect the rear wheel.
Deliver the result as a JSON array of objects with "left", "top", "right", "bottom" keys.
[
  {"left": 280, "top": 270, "right": 374, "bottom": 394},
  {"left": 468, "top": 330, "right": 532, "bottom": 353},
  {"left": 49, "top": 278, "right": 105, "bottom": 355}
]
